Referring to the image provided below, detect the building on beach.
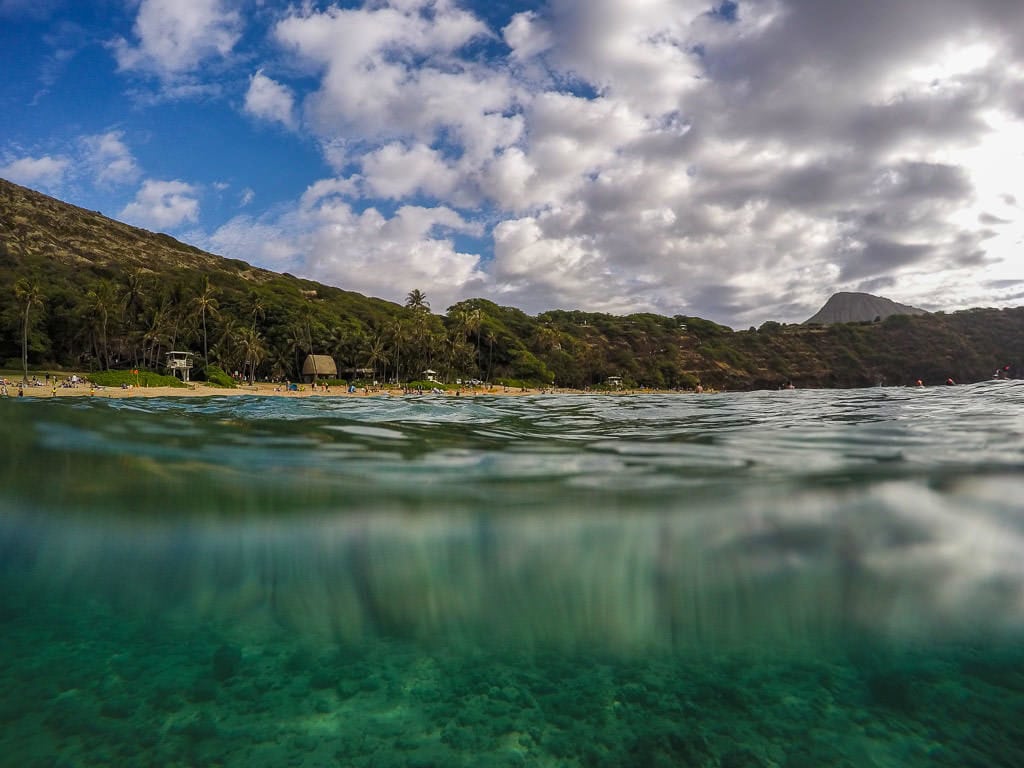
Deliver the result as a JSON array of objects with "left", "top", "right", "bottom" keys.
[
  {"left": 301, "top": 354, "right": 338, "bottom": 383},
  {"left": 165, "top": 351, "right": 195, "bottom": 382}
]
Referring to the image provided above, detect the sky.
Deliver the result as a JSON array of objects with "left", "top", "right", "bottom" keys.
[{"left": 2, "top": 0, "right": 1023, "bottom": 327}]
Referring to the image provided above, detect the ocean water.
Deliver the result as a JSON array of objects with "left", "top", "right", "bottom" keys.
[{"left": 1, "top": 383, "right": 1023, "bottom": 767}]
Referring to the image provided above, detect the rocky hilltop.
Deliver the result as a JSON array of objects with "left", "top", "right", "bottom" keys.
[{"left": 805, "top": 292, "right": 928, "bottom": 324}]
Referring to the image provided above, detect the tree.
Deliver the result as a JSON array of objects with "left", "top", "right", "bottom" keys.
[
  {"left": 468, "top": 307, "right": 483, "bottom": 377},
  {"left": 141, "top": 300, "right": 172, "bottom": 370},
  {"left": 189, "top": 277, "right": 220, "bottom": 363},
  {"left": 366, "top": 335, "right": 387, "bottom": 382},
  {"left": 83, "top": 281, "right": 115, "bottom": 370},
  {"left": 248, "top": 292, "right": 266, "bottom": 333},
  {"left": 387, "top": 317, "right": 406, "bottom": 383},
  {"left": 238, "top": 327, "right": 267, "bottom": 384},
  {"left": 405, "top": 289, "right": 429, "bottom": 313},
  {"left": 284, "top": 321, "right": 309, "bottom": 380},
  {"left": 120, "top": 268, "right": 148, "bottom": 367},
  {"left": 485, "top": 329, "right": 497, "bottom": 382},
  {"left": 212, "top": 317, "right": 242, "bottom": 371},
  {"left": 13, "top": 279, "right": 44, "bottom": 383}
]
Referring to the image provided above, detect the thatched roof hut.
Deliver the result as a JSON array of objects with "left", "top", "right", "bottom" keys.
[{"left": 301, "top": 354, "right": 337, "bottom": 382}]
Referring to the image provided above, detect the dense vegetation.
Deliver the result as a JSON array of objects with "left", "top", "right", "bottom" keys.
[{"left": 2, "top": 178, "right": 1022, "bottom": 389}]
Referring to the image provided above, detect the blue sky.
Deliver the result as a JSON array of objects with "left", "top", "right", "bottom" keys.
[{"left": 2, "top": 0, "right": 1023, "bottom": 326}]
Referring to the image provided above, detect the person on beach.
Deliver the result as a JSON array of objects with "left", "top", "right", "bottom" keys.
[{"left": 946, "top": 377, "right": 956, "bottom": 386}]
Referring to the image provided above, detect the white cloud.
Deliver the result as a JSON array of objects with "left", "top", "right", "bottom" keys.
[
  {"left": 203, "top": 214, "right": 300, "bottom": 269},
  {"left": 239, "top": 187, "right": 254, "bottom": 206},
  {"left": 121, "top": 179, "right": 200, "bottom": 230},
  {"left": 243, "top": 70, "right": 297, "bottom": 130},
  {"left": 302, "top": 202, "right": 485, "bottom": 308},
  {"left": 112, "top": 0, "right": 241, "bottom": 79},
  {"left": 0, "top": 154, "right": 69, "bottom": 188},
  {"left": 203, "top": 177, "right": 485, "bottom": 310},
  {"left": 80, "top": 131, "right": 140, "bottom": 186},
  {"left": 124, "top": 1, "right": 1024, "bottom": 325},
  {"left": 502, "top": 11, "right": 553, "bottom": 62},
  {"left": 274, "top": 1, "right": 522, "bottom": 163},
  {"left": 299, "top": 176, "right": 360, "bottom": 210},
  {"left": 361, "top": 142, "right": 459, "bottom": 200}
]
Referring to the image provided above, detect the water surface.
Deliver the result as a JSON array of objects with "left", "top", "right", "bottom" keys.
[{"left": 1, "top": 384, "right": 1022, "bottom": 766}]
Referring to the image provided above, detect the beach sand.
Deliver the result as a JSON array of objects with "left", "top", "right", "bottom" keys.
[{"left": 7, "top": 382, "right": 571, "bottom": 399}]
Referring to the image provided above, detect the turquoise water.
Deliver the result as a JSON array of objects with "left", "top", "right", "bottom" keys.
[{"left": 1, "top": 384, "right": 1023, "bottom": 767}]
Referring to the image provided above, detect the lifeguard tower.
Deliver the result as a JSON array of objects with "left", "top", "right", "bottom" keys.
[{"left": 165, "top": 351, "right": 195, "bottom": 382}]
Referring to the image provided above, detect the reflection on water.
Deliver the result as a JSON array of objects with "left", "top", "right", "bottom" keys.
[{"left": 1, "top": 385, "right": 1023, "bottom": 766}]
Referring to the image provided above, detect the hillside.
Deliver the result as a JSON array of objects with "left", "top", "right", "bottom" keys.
[
  {"left": 2, "top": 177, "right": 1022, "bottom": 389},
  {"left": 805, "top": 292, "right": 928, "bottom": 324}
]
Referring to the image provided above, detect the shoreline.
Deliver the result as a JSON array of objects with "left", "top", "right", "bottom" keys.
[{"left": 4, "top": 381, "right": 707, "bottom": 399}]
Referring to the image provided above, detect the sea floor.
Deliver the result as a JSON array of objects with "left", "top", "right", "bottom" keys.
[{"left": 2, "top": 583, "right": 1021, "bottom": 768}]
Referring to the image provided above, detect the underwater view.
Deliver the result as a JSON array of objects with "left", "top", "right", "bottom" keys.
[{"left": 1, "top": 383, "right": 1023, "bottom": 767}]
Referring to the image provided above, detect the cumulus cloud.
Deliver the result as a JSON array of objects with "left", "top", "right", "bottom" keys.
[
  {"left": 121, "top": 179, "right": 200, "bottom": 229},
  {"left": 0, "top": 154, "right": 69, "bottom": 189},
  {"left": 202, "top": 214, "right": 300, "bottom": 269},
  {"left": 204, "top": 175, "right": 485, "bottom": 309},
  {"left": 112, "top": 0, "right": 241, "bottom": 79},
  {"left": 361, "top": 142, "right": 459, "bottom": 200},
  {"left": 80, "top": 131, "right": 139, "bottom": 185},
  {"left": 301, "top": 202, "right": 485, "bottom": 309},
  {"left": 219, "top": 1, "right": 1024, "bottom": 323},
  {"left": 243, "top": 70, "right": 297, "bottom": 129},
  {"left": 274, "top": 1, "right": 522, "bottom": 162}
]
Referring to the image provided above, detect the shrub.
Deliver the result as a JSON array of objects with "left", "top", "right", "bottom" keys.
[
  {"left": 202, "top": 365, "right": 236, "bottom": 388},
  {"left": 89, "top": 369, "right": 187, "bottom": 388},
  {"left": 406, "top": 380, "right": 450, "bottom": 390},
  {"left": 882, "top": 313, "right": 913, "bottom": 330}
]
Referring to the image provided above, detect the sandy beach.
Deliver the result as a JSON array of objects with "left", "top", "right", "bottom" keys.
[{"left": 5, "top": 381, "right": 579, "bottom": 399}]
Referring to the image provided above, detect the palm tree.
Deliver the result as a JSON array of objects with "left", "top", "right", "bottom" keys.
[
  {"left": 366, "top": 336, "right": 387, "bottom": 382},
  {"left": 141, "top": 301, "right": 171, "bottom": 370},
  {"left": 238, "top": 327, "right": 267, "bottom": 384},
  {"left": 533, "top": 324, "right": 560, "bottom": 352},
  {"left": 214, "top": 317, "right": 242, "bottom": 372},
  {"left": 284, "top": 321, "right": 309, "bottom": 380},
  {"left": 248, "top": 292, "right": 266, "bottom": 332},
  {"left": 13, "top": 279, "right": 44, "bottom": 383},
  {"left": 84, "top": 281, "right": 115, "bottom": 370},
  {"left": 189, "top": 277, "right": 220, "bottom": 363},
  {"left": 387, "top": 318, "right": 406, "bottom": 383},
  {"left": 405, "top": 289, "right": 429, "bottom": 313},
  {"left": 120, "top": 269, "right": 147, "bottom": 367},
  {"left": 445, "top": 310, "right": 470, "bottom": 381},
  {"left": 485, "top": 330, "right": 497, "bottom": 383},
  {"left": 463, "top": 306, "right": 483, "bottom": 378}
]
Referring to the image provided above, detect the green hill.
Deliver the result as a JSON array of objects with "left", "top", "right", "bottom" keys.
[{"left": 2, "top": 177, "right": 1021, "bottom": 389}]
